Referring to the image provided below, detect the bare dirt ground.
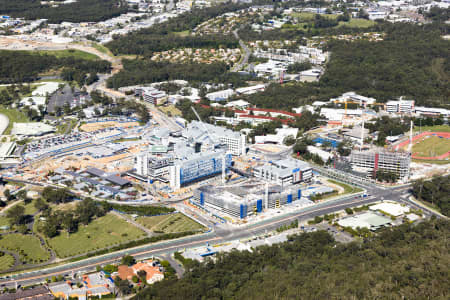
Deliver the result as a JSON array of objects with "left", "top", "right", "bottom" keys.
[{"left": 79, "top": 121, "right": 139, "bottom": 132}]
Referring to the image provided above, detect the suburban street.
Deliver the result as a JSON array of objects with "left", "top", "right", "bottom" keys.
[{"left": 231, "top": 29, "right": 251, "bottom": 72}]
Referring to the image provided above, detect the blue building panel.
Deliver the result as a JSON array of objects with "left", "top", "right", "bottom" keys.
[
  {"left": 240, "top": 204, "right": 247, "bottom": 219},
  {"left": 313, "top": 137, "right": 338, "bottom": 148},
  {"left": 287, "top": 194, "right": 292, "bottom": 203},
  {"left": 179, "top": 153, "right": 233, "bottom": 185},
  {"left": 257, "top": 199, "right": 263, "bottom": 212}
]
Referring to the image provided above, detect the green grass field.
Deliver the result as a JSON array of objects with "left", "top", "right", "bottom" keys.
[
  {"left": 291, "top": 12, "right": 338, "bottom": 20},
  {"left": 0, "top": 106, "right": 30, "bottom": 134},
  {"left": 0, "top": 216, "right": 9, "bottom": 228},
  {"left": 137, "top": 213, "right": 206, "bottom": 233},
  {"left": 412, "top": 136, "right": 450, "bottom": 157},
  {"left": 37, "top": 49, "right": 100, "bottom": 61},
  {"left": 414, "top": 125, "right": 450, "bottom": 132},
  {"left": 172, "top": 30, "right": 190, "bottom": 37},
  {"left": 0, "top": 234, "right": 49, "bottom": 264},
  {"left": 44, "top": 213, "right": 146, "bottom": 258},
  {"left": 338, "top": 18, "right": 375, "bottom": 28},
  {"left": 0, "top": 253, "right": 14, "bottom": 271}
]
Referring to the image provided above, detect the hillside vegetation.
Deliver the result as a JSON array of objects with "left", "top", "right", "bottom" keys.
[
  {"left": 0, "top": 50, "right": 111, "bottom": 84},
  {"left": 134, "top": 219, "right": 449, "bottom": 299},
  {"left": 0, "top": 0, "right": 127, "bottom": 23},
  {"left": 244, "top": 23, "right": 449, "bottom": 110}
]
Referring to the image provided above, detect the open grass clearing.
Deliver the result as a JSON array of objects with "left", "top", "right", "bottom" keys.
[
  {"left": 0, "top": 253, "right": 14, "bottom": 271},
  {"left": 338, "top": 18, "right": 375, "bottom": 28},
  {"left": 412, "top": 135, "right": 450, "bottom": 157},
  {"left": 0, "top": 233, "right": 49, "bottom": 264},
  {"left": 0, "top": 106, "right": 30, "bottom": 134},
  {"left": 137, "top": 213, "right": 206, "bottom": 233},
  {"left": 37, "top": 49, "right": 100, "bottom": 61},
  {"left": 172, "top": 30, "right": 190, "bottom": 37},
  {"left": 42, "top": 213, "right": 146, "bottom": 258}
]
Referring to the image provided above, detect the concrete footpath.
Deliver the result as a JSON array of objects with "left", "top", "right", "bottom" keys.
[{"left": 0, "top": 113, "right": 9, "bottom": 135}]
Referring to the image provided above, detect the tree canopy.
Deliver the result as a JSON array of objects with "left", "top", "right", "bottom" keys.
[
  {"left": 412, "top": 175, "right": 449, "bottom": 217},
  {"left": 133, "top": 219, "right": 449, "bottom": 299},
  {"left": 0, "top": 50, "right": 111, "bottom": 84},
  {"left": 0, "top": 0, "right": 128, "bottom": 24}
]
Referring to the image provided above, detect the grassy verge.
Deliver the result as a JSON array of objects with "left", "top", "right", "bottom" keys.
[
  {"left": 137, "top": 213, "right": 206, "bottom": 233},
  {"left": 0, "top": 106, "right": 30, "bottom": 134},
  {"left": 412, "top": 158, "right": 449, "bottom": 165},
  {"left": 56, "top": 119, "right": 78, "bottom": 134},
  {"left": 159, "top": 105, "right": 182, "bottom": 117},
  {"left": 113, "top": 137, "right": 140, "bottom": 143},
  {"left": 40, "top": 213, "right": 146, "bottom": 258},
  {"left": 91, "top": 43, "right": 114, "bottom": 56},
  {"left": 327, "top": 179, "right": 363, "bottom": 194}
]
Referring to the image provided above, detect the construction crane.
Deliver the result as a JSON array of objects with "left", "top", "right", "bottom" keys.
[{"left": 191, "top": 106, "right": 212, "bottom": 139}]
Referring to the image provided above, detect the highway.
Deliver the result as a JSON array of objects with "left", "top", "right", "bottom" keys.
[{"left": 0, "top": 182, "right": 436, "bottom": 288}]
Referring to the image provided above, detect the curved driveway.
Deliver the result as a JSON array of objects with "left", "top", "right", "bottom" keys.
[{"left": 0, "top": 113, "right": 9, "bottom": 135}]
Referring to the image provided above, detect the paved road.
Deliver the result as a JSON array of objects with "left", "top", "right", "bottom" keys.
[
  {"left": 0, "top": 183, "right": 433, "bottom": 288},
  {"left": 231, "top": 29, "right": 250, "bottom": 72}
]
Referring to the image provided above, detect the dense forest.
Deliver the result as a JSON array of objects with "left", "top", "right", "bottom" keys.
[
  {"left": 412, "top": 175, "right": 449, "bottom": 217},
  {"left": 0, "top": 0, "right": 127, "bottom": 23},
  {"left": 106, "top": 3, "right": 246, "bottom": 55},
  {"left": 107, "top": 59, "right": 251, "bottom": 88},
  {"left": 244, "top": 23, "right": 449, "bottom": 110},
  {"left": 107, "top": 34, "right": 238, "bottom": 56},
  {"left": 0, "top": 50, "right": 111, "bottom": 84},
  {"left": 321, "top": 23, "right": 450, "bottom": 107},
  {"left": 134, "top": 219, "right": 449, "bottom": 299}
]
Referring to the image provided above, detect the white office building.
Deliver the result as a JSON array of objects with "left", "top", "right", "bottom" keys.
[
  {"left": 184, "top": 121, "right": 246, "bottom": 156},
  {"left": 253, "top": 158, "right": 312, "bottom": 186},
  {"left": 206, "top": 89, "right": 235, "bottom": 102},
  {"left": 350, "top": 150, "right": 411, "bottom": 181},
  {"left": 386, "top": 99, "right": 415, "bottom": 114}
]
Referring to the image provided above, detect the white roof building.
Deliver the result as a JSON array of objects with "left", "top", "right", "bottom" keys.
[
  {"left": 224, "top": 100, "right": 250, "bottom": 109},
  {"left": 331, "top": 92, "right": 376, "bottom": 106},
  {"left": 206, "top": 89, "right": 235, "bottom": 102},
  {"left": 320, "top": 108, "right": 363, "bottom": 121},
  {"left": 369, "top": 202, "right": 410, "bottom": 217},
  {"left": 255, "top": 127, "right": 298, "bottom": 145},
  {"left": 338, "top": 212, "right": 392, "bottom": 230},
  {"left": 11, "top": 122, "right": 55, "bottom": 136}
]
